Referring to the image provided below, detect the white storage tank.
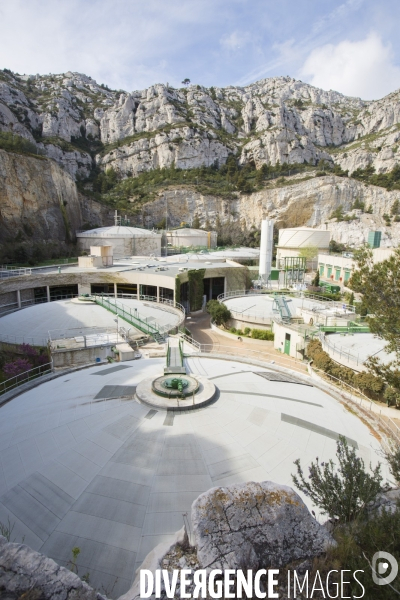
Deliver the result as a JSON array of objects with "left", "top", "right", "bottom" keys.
[
  {"left": 276, "top": 227, "right": 330, "bottom": 263},
  {"left": 166, "top": 228, "right": 217, "bottom": 248},
  {"left": 76, "top": 226, "right": 162, "bottom": 257}
]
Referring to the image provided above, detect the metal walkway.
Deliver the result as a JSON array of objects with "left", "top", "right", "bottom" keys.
[
  {"left": 92, "top": 295, "right": 166, "bottom": 343},
  {"left": 165, "top": 339, "right": 186, "bottom": 374},
  {"left": 273, "top": 295, "right": 292, "bottom": 322}
]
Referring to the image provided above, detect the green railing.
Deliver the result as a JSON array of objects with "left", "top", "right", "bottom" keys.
[
  {"left": 167, "top": 341, "right": 171, "bottom": 366},
  {"left": 318, "top": 323, "right": 370, "bottom": 333},
  {"left": 93, "top": 295, "right": 160, "bottom": 336},
  {"left": 178, "top": 339, "right": 184, "bottom": 365}
]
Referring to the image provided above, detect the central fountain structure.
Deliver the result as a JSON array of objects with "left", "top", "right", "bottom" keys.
[{"left": 135, "top": 338, "right": 217, "bottom": 410}]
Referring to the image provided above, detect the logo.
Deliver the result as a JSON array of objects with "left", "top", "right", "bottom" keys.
[{"left": 372, "top": 552, "right": 398, "bottom": 586}]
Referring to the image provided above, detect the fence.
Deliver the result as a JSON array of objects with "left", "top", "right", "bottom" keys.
[
  {"left": 218, "top": 289, "right": 356, "bottom": 313},
  {"left": 0, "top": 266, "right": 32, "bottom": 279},
  {"left": 178, "top": 333, "right": 308, "bottom": 374},
  {"left": 0, "top": 362, "right": 53, "bottom": 396},
  {"left": 319, "top": 332, "right": 364, "bottom": 368},
  {"left": 308, "top": 363, "right": 400, "bottom": 448},
  {"left": 48, "top": 326, "right": 119, "bottom": 349}
]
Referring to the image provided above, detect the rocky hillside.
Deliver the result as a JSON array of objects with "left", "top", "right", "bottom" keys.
[
  {"left": 1, "top": 68, "right": 400, "bottom": 255},
  {"left": 0, "top": 149, "right": 110, "bottom": 262},
  {"left": 2, "top": 69, "right": 400, "bottom": 178}
]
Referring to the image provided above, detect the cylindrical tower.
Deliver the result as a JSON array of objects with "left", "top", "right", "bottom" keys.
[{"left": 259, "top": 219, "right": 274, "bottom": 282}]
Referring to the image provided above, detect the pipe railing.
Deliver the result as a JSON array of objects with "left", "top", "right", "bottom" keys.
[
  {"left": 0, "top": 361, "right": 53, "bottom": 396},
  {"left": 178, "top": 334, "right": 308, "bottom": 374},
  {"left": 319, "top": 332, "right": 363, "bottom": 367},
  {"left": 0, "top": 293, "right": 79, "bottom": 320},
  {"left": 308, "top": 363, "right": 400, "bottom": 446},
  {"left": 218, "top": 289, "right": 356, "bottom": 314}
]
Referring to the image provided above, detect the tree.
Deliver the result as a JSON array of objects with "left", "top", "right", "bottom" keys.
[
  {"left": 329, "top": 239, "right": 346, "bottom": 253},
  {"left": 206, "top": 300, "right": 231, "bottom": 327},
  {"left": 182, "top": 78, "right": 190, "bottom": 86},
  {"left": 312, "top": 270, "right": 320, "bottom": 287},
  {"left": 298, "top": 245, "right": 319, "bottom": 261},
  {"left": 350, "top": 247, "right": 400, "bottom": 359},
  {"left": 350, "top": 247, "right": 400, "bottom": 393},
  {"left": 292, "top": 436, "right": 385, "bottom": 523}
]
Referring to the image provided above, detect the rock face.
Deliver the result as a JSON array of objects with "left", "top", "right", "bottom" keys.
[
  {"left": 2, "top": 68, "right": 400, "bottom": 253},
  {"left": 137, "top": 176, "right": 400, "bottom": 247},
  {"left": 191, "top": 481, "right": 334, "bottom": 570},
  {"left": 1, "top": 70, "right": 400, "bottom": 179},
  {"left": 0, "top": 150, "right": 110, "bottom": 251},
  {"left": 0, "top": 535, "right": 106, "bottom": 600}
]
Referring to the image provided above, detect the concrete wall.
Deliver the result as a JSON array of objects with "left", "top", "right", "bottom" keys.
[
  {"left": 273, "top": 321, "right": 305, "bottom": 360},
  {"left": 78, "top": 235, "right": 161, "bottom": 257},
  {"left": 52, "top": 345, "right": 114, "bottom": 368}
]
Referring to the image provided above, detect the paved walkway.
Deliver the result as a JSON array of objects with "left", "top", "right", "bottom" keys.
[{"left": 186, "top": 312, "right": 309, "bottom": 374}]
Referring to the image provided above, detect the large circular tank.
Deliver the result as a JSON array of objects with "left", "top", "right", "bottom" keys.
[
  {"left": 166, "top": 228, "right": 217, "bottom": 248},
  {"left": 77, "top": 226, "right": 162, "bottom": 257},
  {"left": 277, "top": 227, "right": 330, "bottom": 249}
]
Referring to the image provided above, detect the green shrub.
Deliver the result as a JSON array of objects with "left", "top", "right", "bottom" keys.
[
  {"left": 244, "top": 327, "right": 251, "bottom": 335},
  {"left": 206, "top": 300, "right": 231, "bottom": 327},
  {"left": 384, "top": 385, "right": 400, "bottom": 407},
  {"left": 250, "top": 328, "right": 274, "bottom": 341},
  {"left": 229, "top": 327, "right": 237, "bottom": 334},
  {"left": 0, "top": 131, "right": 41, "bottom": 156},
  {"left": 354, "top": 371, "right": 384, "bottom": 395},
  {"left": 292, "top": 436, "right": 385, "bottom": 523},
  {"left": 316, "top": 508, "right": 400, "bottom": 597}
]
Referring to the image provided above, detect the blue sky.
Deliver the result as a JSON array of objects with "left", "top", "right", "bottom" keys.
[{"left": 1, "top": 0, "right": 400, "bottom": 99}]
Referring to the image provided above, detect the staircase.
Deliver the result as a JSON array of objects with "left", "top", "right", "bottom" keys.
[
  {"left": 92, "top": 294, "right": 166, "bottom": 344},
  {"left": 273, "top": 295, "right": 292, "bottom": 322},
  {"left": 164, "top": 338, "right": 186, "bottom": 375}
]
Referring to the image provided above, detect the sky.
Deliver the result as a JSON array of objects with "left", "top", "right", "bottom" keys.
[{"left": 1, "top": 0, "right": 400, "bottom": 100}]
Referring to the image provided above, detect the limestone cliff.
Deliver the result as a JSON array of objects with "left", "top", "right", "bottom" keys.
[
  {"left": 0, "top": 150, "right": 110, "bottom": 257},
  {"left": 138, "top": 175, "right": 400, "bottom": 247},
  {"left": 2, "top": 67, "right": 400, "bottom": 253},
  {"left": 1, "top": 69, "right": 400, "bottom": 178}
]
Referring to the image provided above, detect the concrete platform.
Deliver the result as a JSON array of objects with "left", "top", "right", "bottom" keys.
[
  {"left": 136, "top": 374, "right": 216, "bottom": 410},
  {"left": 0, "top": 298, "right": 181, "bottom": 347},
  {"left": 0, "top": 356, "right": 390, "bottom": 596}
]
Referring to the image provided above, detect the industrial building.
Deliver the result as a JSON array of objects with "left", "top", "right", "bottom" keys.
[
  {"left": 76, "top": 225, "right": 162, "bottom": 257},
  {"left": 276, "top": 227, "right": 330, "bottom": 266},
  {"left": 318, "top": 247, "right": 395, "bottom": 288},
  {"left": 166, "top": 228, "right": 217, "bottom": 249}
]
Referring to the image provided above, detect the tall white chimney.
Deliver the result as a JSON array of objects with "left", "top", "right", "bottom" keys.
[{"left": 259, "top": 219, "right": 274, "bottom": 282}]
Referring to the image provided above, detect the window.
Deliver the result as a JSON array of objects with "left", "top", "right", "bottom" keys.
[
  {"left": 327, "top": 266, "right": 332, "bottom": 278},
  {"left": 344, "top": 270, "right": 351, "bottom": 282},
  {"left": 335, "top": 268, "right": 341, "bottom": 281},
  {"left": 319, "top": 264, "right": 324, "bottom": 276}
]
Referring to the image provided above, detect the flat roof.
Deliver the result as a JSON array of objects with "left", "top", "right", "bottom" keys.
[
  {"left": 0, "top": 299, "right": 181, "bottom": 345},
  {"left": 326, "top": 332, "right": 395, "bottom": 366},
  {"left": 0, "top": 356, "right": 387, "bottom": 595},
  {"left": 31, "top": 256, "right": 239, "bottom": 279},
  {"left": 76, "top": 226, "right": 161, "bottom": 237}
]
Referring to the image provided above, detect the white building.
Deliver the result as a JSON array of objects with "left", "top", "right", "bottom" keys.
[
  {"left": 318, "top": 247, "right": 395, "bottom": 287},
  {"left": 166, "top": 228, "right": 217, "bottom": 248},
  {"left": 276, "top": 227, "right": 330, "bottom": 266},
  {"left": 77, "top": 226, "right": 162, "bottom": 257}
]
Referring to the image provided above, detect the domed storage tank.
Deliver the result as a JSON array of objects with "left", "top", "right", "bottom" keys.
[
  {"left": 276, "top": 227, "right": 330, "bottom": 263},
  {"left": 166, "top": 228, "right": 217, "bottom": 248},
  {"left": 76, "top": 226, "right": 162, "bottom": 257}
]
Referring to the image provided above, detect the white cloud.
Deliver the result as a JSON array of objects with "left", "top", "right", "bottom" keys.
[
  {"left": 0, "top": 0, "right": 217, "bottom": 90},
  {"left": 220, "top": 31, "right": 251, "bottom": 52},
  {"left": 299, "top": 32, "right": 400, "bottom": 99}
]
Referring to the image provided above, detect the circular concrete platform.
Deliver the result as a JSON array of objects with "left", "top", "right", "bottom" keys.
[{"left": 136, "top": 374, "right": 217, "bottom": 410}]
